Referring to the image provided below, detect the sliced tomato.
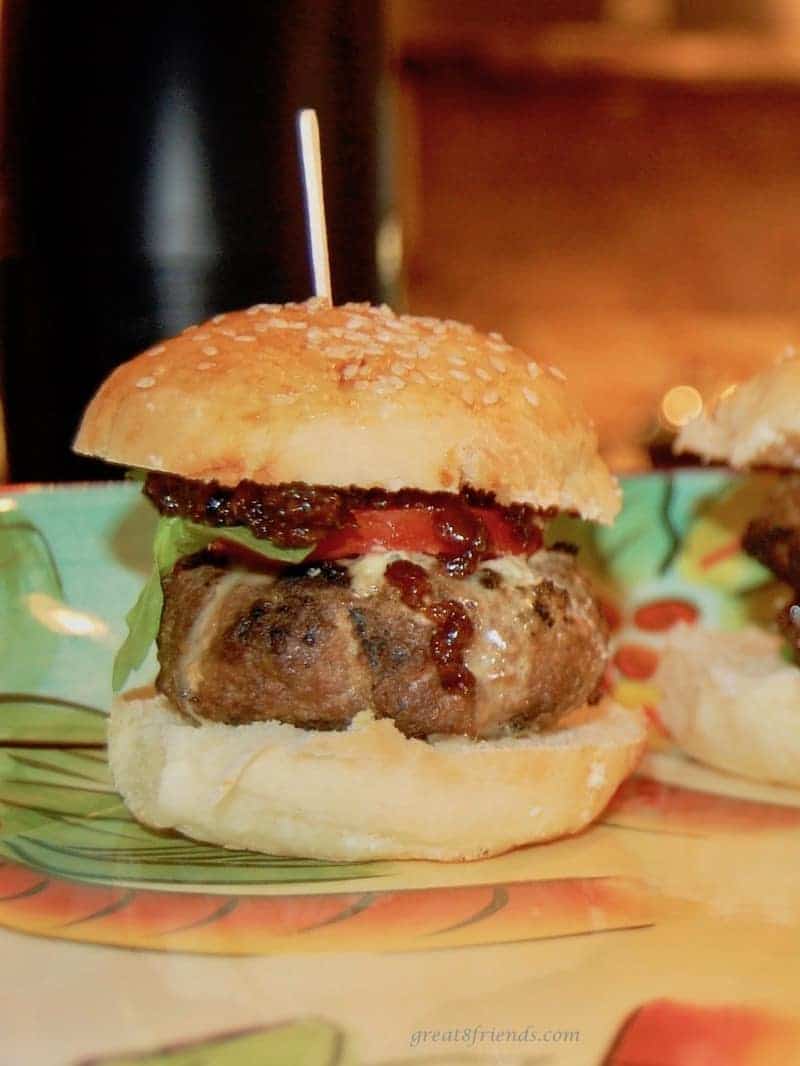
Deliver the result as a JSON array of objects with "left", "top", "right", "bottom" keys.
[{"left": 310, "top": 507, "right": 532, "bottom": 561}]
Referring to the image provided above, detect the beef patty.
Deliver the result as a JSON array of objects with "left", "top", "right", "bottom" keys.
[
  {"left": 743, "top": 475, "right": 800, "bottom": 588},
  {"left": 742, "top": 475, "right": 800, "bottom": 663},
  {"left": 156, "top": 550, "right": 608, "bottom": 738}
]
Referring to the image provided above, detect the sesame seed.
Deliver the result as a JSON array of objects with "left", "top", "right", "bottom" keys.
[
  {"left": 235, "top": 335, "right": 256, "bottom": 342},
  {"left": 527, "top": 361, "right": 541, "bottom": 378},
  {"left": 548, "top": 365, "right": 567, "bottom": 381},
  {"left": 202, "top": 345, "right": 218, "bottom": 356},
  {"left": 197, "top": 361, "right": 213, "bottom": 370},
  {"left": 482, "top": 389, "right": 499, "bottom": 405},
  {"left": 376, "top": 330, "right": 394, "bottom": 343},
  {"left": 191, "top": 333, "right": 210, "bottom": 342},
  {"left": 253, "top": 322, "right": 270, "bottom": 332},
  {"left": 217, "top": 327, "right": 236, "bottom": 337},
  {"left": 341, "top": 363, "right": 359, "bottom": 380},
  {"left": 306, "top": 297, "right": 329, "bottom": 312},
  {"left": 449, "top": 369, "right": 469, "bottom": 383},
  {"left": 489, "top": 331, "right": 504, "bottom": 343},
  {"left": 271, "top": 393, "right": 297, "bottom": 405},
  {"left": 425, "top": 371, "right": 443, "bottom": 383},
  {"left": 448, "top": 354, "right": 466, "bottom": 367},
  {"left": 489, "top": 356, "right": 507, "bottom": 373},
  {"left": 182, "top": 324, "right": 198, "bottom": 334},
  {"left": 475, "top": 367, "right": 492, "bottom": 382},
  {"left": 145, "top": 344, "right": 165, "bottom": 357},
  {"left": 212, "top": 313, "right": 227, "bottom": 323},
  {"left": 386, "top": 375, "right": 406, "bottom": 390},
  {"left": 347, "top": 315, "right": 369, "bottom": 330},
  {"left": 307, "top": 327, "right": 325, "bottom": 344},
  {"left": 136, "top": 376, "right": 156, "bottom": 389},
  {"left": 147, "top": 453, "right": 164, "bottom": 468},
  {"left": 145, "top": 401, "right": 155, "bottom": 412},
  {"left": 267, "top": 318, "right": 290, "bottom": 328},
  {"left": 390, "top": 361, "right": 408, "bottom": 376},
  {"left": 489, "top": 341, "right": 511, "bottom": 352},
  {"left": 523, "top": 388, "right": 539, "bottom": 407}
]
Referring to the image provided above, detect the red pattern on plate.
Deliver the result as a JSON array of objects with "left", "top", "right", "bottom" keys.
[{"left": 604, "top": 999, "right": 800, "bottom": 1065}]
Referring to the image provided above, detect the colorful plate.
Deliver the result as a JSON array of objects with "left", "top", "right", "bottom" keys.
[{"left": 2, "top": 474, "right": 800, "bottom": 1065}]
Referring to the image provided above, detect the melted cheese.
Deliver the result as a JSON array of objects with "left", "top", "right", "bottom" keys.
[
  {"left": 478, "top": 554, "right": 541, "bottom": 587},
  {"left": 344, "top": 551, "right": 435, "bottom": 597}
]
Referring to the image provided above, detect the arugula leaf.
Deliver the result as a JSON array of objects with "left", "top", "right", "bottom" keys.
[{"left": 112, "top": 516, "right": 312, "bottom": 692}]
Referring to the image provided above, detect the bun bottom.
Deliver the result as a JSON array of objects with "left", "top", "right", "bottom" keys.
[
  {"left": 656, "top": 625, "right": 800, "bottom": 788},
  {"left": 108, "top": 690, "right": 645, "bottom": 862}
]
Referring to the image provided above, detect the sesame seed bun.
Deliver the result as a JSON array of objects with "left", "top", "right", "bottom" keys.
[
  {"left": 675, "top": 350, "right": 800, "bottom": 469},
  {"left": 108, "top": 688, "right": 646, "bottom": 862},
  {"left": 74, "top": 300, "right": 620, "bottom": 522}
]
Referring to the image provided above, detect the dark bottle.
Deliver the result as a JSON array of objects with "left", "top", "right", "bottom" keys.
[{"left": 0, "top": 1, "right": 382, "bottom": 481}]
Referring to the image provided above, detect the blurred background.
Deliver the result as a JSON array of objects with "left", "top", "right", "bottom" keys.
[{"left": 2, "top": 0, "right": 800, "bottom": 481}]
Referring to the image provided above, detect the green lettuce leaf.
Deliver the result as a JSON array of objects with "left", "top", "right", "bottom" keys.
[{"left": 112, "top": 516, "right": 312, "bottom": 692}]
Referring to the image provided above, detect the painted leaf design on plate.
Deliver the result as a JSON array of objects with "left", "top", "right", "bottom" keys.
[
  {"left": 595, "top": 476, "right": 680, "bottom": 583},
  {"left": 0, "top": 695, "right": 107, "bottom": 745},
  {"left": 0, "top": 508, "right": 64, "bottom": 690},
  {"left": 76, "top": 1019, "right": 355, "bottom": 1066},
  {"left": 676, "top": 475, "right": 776, "bottom": 594},
  {"left": 0, "top": 745, "right": 386, "bottom": 886}
]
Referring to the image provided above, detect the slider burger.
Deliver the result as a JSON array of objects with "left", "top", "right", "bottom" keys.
[
  {"left": 75, "top": 299, "right": 645, "bottom": 860},
  {"left": 664, "top": 352, "right": 800, "bottom": 786}
]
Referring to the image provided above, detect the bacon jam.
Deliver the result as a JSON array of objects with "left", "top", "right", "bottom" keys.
[
  {"left": 385, "top": 558, "right": 476, "bottom": 695},
  {"left": 145, "top": 473, "right": 547, "bottom": 577}
]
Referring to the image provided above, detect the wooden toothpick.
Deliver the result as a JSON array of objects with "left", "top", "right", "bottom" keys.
[{"left": 296, "top": 109, "right": 332, "bottom": 303}]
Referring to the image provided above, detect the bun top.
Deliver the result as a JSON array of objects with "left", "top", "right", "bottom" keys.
[
  {"left": 75, "top": 299, "right": 620, "bottom": 522},
  {"left": 676, "top": 351, "right": 800, "bottom": 469}
]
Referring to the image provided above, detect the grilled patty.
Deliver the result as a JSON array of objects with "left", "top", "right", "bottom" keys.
[
  {"left": 742, "top": 476, "right": 800, "bottom": 663},
  {"left": 156, "top": 550, "right": 609, "bottom": 739},
  {"left": 743, "top": 475, "right": 800, "bottom": 588}
]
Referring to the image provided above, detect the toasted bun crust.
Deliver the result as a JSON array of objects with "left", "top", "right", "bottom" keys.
[
  {"left": 74, "top": 300, "right": 620, "bottom": 522},
  {"left": 675, "top": 351, "right": 800, "bottom": 468},
  {"left": 656, "top": 624, "right": 800, "bottom": 788},
  {"left": 108, "top": 689, "right": 645, "bottom": 862}
]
